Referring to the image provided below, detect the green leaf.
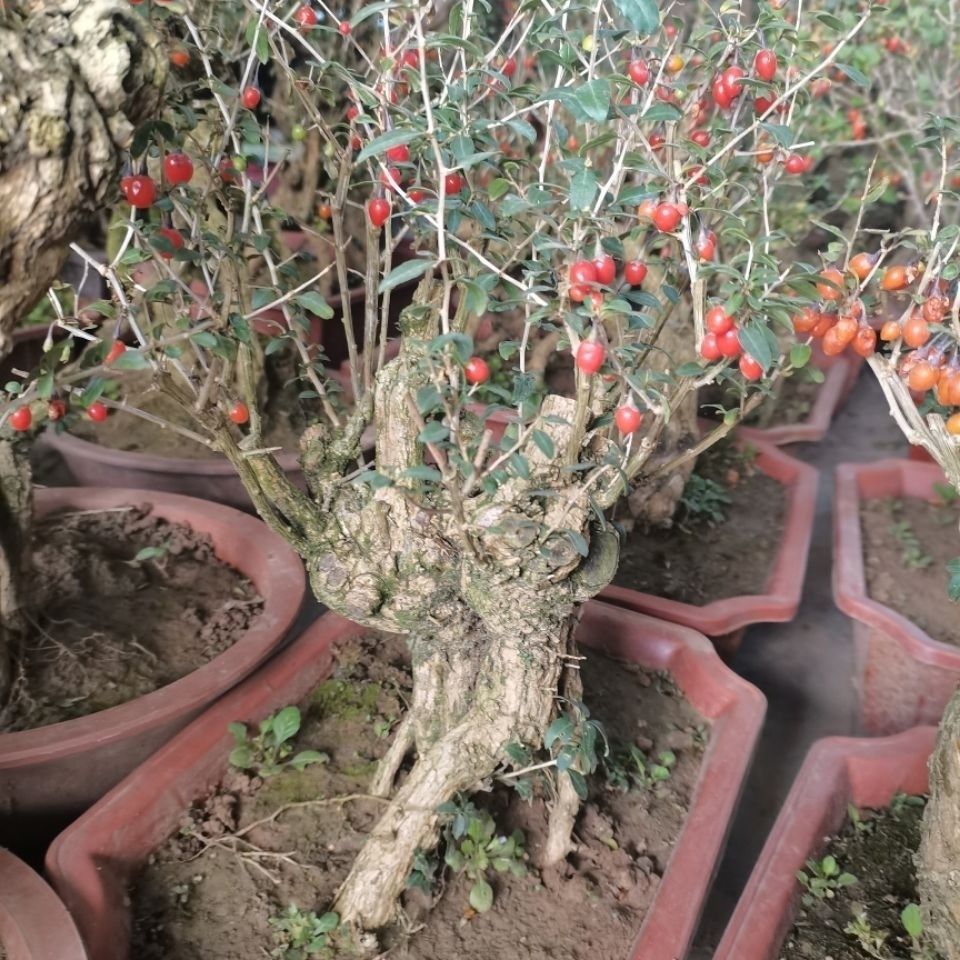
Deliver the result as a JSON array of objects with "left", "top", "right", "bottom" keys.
[
  {"left": 270, "top": 706, "right": 301, "bottom": 745},
  {"left": 835, "top": 63, "right": 870, "bottom": 88},
  {"left": 133, "top": 545, "right": 168, "bottom": 562},
  {"left": 575, "top": 78, "right": 611, "bottom": 123},
  {"left": 739, "top": 319, "right": 779, "bottom": 371},
  {"left": 400, "top": 465, "right": 444, "bottom": 483},
  {"left": 316, "top": 912, "right": 339, "bottom": 934},
  {"left": 461, "top": 279, "right": 489, "bottom": 316},
  {"left": 901, "top": 903, "right": 923, "bottom": 939},
  {"left": 295, "top": 291, "right": 334, "bottom": 319},
  {"left": 611, "top": 0, "right": 659, "bottom": 34},
  {"left": 488, "top": 178, "right": 511, "bottom": 201},
  {"left": 469, "top": 878, "right": 494, "bottom": 913},
  {"left": 355, "top": 129, "right": 419, "bottom": 164},
  {"left": 641, "top": 103, "right": 682, "bottom": 124},
  {"left": 568, "top": 769, "right": 588, "bottom": 800},
  {"left": 418, "top": 421, "right": 450, "bottom": 444},
  {"left": 110, "top": 350, "right": 151, "bottom": 371},
  {"left": 947, "top": 558, "right": 960, "bottom": 601},
  {"left": 290, "top": 750, "right": 328, "bottom": 771},
  {"left": 790, "top": 343, "right": 812, "bottom": 369},
  {"left": 545, "top": 715, "right": 573, "bottom": 749},
  {"left": 531, "top": 429, "right": 555, "bottom": 458},
  {"left": 191, "top": 331, "right": 219, "bottom": 349},
  {"left": 569, "top": 167, "right": 598, "bottom": 211},
  {"left": 229, "top": 745, "right": 252, "bottom": 769},
  {"left": 760, "top": 122, "right": 795, "bottom": 147},
  {"left": 380, "top": 258, "right": 435, "bottom": 293}
]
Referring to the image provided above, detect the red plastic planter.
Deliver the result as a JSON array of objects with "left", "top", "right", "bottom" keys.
[
  {"left": 0, "top": 849, "right": 86, "bottom": 960},
  {"left": 602, "top": 437, "right": 818, "bottom": 658},
  {"left": 834, "top": 459, "right": 960, "bottom": 734},
  {"left": 714, "top": 727, "right": 936, "bottom": 960},
  {"left": 47, "top": 601, "right": 765, "bottom": 960},
  {"left": 0, "top": 487, "right": 306, "bottom": 843},
  {"left": 738, "top": 354, "right": 854, "bottom": 446}
]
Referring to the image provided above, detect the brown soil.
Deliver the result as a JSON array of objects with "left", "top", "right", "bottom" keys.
[
  {"left": 860, "top": 494, "right": 960, "bottom": 647},
  {"left": 0, "top": 506, "right": 263, "bottom": 732},
  {"left": 131, "top": 633, "right": 706, "bottom": 960},
  {"left": 613, "top": 442, "right": 786, "bottom": 605},
  {"left": 781, "top": 796, "right": 942, "bottom": 959}
]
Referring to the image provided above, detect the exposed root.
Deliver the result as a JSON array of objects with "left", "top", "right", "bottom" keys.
[{"left": 370, "top": 713, "right": 415, "bottom": 798}]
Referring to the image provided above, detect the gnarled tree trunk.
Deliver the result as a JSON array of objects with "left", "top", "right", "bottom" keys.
[
  {"left": 0, "top": 440, "right": 30, "bottom": 709},
  {"left": 919, "top": 689, "right": 960, "bottom": 960},
  {"left": 0, "top": 0, "right": 164, "bottom": 344}
]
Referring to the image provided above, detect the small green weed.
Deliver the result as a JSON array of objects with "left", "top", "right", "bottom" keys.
[
  {"left": 888, "top": 519, "right": 933, "bottom": 570},
  {"left": 269, "top": 905, "right": 339, "bottom": 959},
  {"left": 796, "top": 855, "right": 857, "bottom": 905},
  {"left": 602, "top": 742, "right": 676, "bottom": 792},
  {"left": 228, "top": 706, "right": 327, "bottom": 778},
  {"left": 680, "top": 473, "right": 732, "bottom": 526}
]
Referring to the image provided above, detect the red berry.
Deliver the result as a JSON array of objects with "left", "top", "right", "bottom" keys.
[
  {"left": 408, "top": 187, "right": 427, "bottom": 204},
  {"left": 105, "top": 341, "right": 127, "bottom": 365},
  {"left": 47, "top": 399, "right": 67, "bottom": 422},
  {"left": 722, "top": 65, "right": 746, "bottom": 98},
  {"left": 592, "top": 254, "right": 617, "bottom": 286},
  {"left": 155, "top": 227, "right": 184, "bottom": 260},
  {"left": 691, "top": 130, "right": 711, "bottom": 148},
  {"left": 380, "top": 166, "right": 402, "bottom": 192},
  {"left": 705, "top": 305, "right": 733, "bottom": 335},
  {"left": 464, "top": 356, "right": 490, "bottom": 385},
  {"left": 386, "top": 143, "right": 411, "bottom": 163},
  {"left": 627, "top": 59, "right": 650, "bottom": 85},
  {"left": 697, "top": 230, "right": 717, "bottom": 262},
  {"left": 575, "top": 341, "right": 606, "bottom": 375},
  {"left": 367, "top": 197, "right": 391, "bottom": 228},
  {"left": 699, "top": 332, "right": 722, "bottom": 361},
  {"left": 87, "top": 401, "right": 109, "bottom": 423},
  {"left": 614, "top": 405, "right": 643, "bottom": 434},
  {"left": 169, "top": 48, "right": 190, "bottom": 68},
  {"left": 623, "top": 260, "right": 648, "bottom": 286},
  {"left": 718, "top": 327, "right": 742, "bottom": 358},
  {"left": 754, "top": 49, "right": 778, "bottom": 82},
  {"left": 346, "top": 104, "right": 360, "bottom": 122},
  {"left": 652, "top": 202, "right": 682, "bottom": 232},
  {"left": 569, "top": 283, "right": 590, "bottom": 303},
  {"left": 163, "top": 152, "right": 194, "bottom": 185},
  {"left": 444, "top": 172, "right": 465, "bottom": 195},
  {"left": 229, "top": 401, "right": 250, "bottom": 425},
  {"left": 241, "top": 86, "right": 261, "bottom": 109},
  {"left": 501, "top": 55, "right": 517, "bottom": 79},
  {"left": 739, "top": 354, "right": 763, "bottom": 381},
  {"left": 9, "top": 406, "right": 31, "bottom": 432},
  {"left": 338, "top": 19, "right": 351, "bottom": 35},
  {"left": 784, "top": 153, "right": 806, "bottom": 175},
  {"left": 350, "top": 135, "right": 362, "bottom": 151},
  {"left": 120, "top": 174, "right": 156, "bottom": 209},
  {"left": 755, "top": 95, "right": 775, "bottom": 115},
  {"left": 569, "top": 259, "right": 599, "bottom": 287},
  {"left": 294, "top": 5, "right": 317, "bottom": 29},
  {"left": 401, "top": 49, "right": 420, "bottom": 70},
  {"left": 712, "top": 75, "right": 734, "bottom": 109}
]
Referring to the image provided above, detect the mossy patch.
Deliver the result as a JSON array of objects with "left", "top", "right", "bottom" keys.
[{"left": 311, "top": 678, "right": 383, "bottom": 721}]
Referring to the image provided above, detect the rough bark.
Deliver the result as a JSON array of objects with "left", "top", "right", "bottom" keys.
[
  {"left": 0, "top": 0, "right": 165, "bottom": 344},
  {"left": 625, "top": 268, "right": 698, "bottom": 528},
  {"left": 0, "top": 439, "right": 31, "bottom": 709},
  {"left": 919, "top": 688, "right": 960, "bottom": 959},
  {"left": 216, "top": 282, "right": 622, "bottom": 934}
]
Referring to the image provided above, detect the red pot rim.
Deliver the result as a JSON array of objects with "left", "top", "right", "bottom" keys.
[
  {"left": 602, "top": 435, "right": 819, "bottom": 636},
  {"left": 833, "top": 458, "right": 960, "bottom": 667},
  {"left": 714, "top": 726, "right": 936, "bottom": 960},
  {"left": 0, "top": 849, "right": 86, "bottom": 960},
  {"left": 738, "top": 355, "right": 852, "bottom": 446},
  {"left": 47, "top": 601, "right": 765, "bottom": 960},
  {"left": 0, "top": 486, "right": 305, "bottom": 768}
]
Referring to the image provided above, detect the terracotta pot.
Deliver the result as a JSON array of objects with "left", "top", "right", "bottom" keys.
[
  {"left": 47, "top": 601, "right": 765, "bottom": 960},
  {"left": 0, "top": 849, "right": 87, "bottom": 960},
  {"left": 602, "top": 436, "right": 818, "bottom": 660},
  {"left": 714, "top": 727, "right": 936, "bottom": 960},
  {"left": 0, "top": 486, "right": 306, "bottom": 846},
  {"left": 833, "top": 459, "right": 960, "bottom": 734},
  {"left": 738, "top": 355, "right": 855, "bottom": 446}
]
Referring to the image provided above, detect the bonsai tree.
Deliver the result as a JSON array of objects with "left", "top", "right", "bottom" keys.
[{"left": 1, "top": 0, "right": 868, "bottom": 939}]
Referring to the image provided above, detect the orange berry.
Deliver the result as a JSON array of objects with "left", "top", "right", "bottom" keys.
[
  {"left": 881, "top": 265, "right": 909, "bottom": 292},
  {"left": 903, "top": 315, "right": 931, "bottom": 348},
  {"left": 880, "top": 320, "right": 901, "bottom": 341},
  {"left": 947, "top": 413, "right": 960, "bottom": 436},
  {"left": 817, "top": 267, "right": 845, "bottom": 301},
  {"left": 907, "top": 361, "right": 939, "bottom": 392}
]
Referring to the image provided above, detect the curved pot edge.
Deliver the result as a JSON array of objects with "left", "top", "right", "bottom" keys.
[
  {"left": 0, "top": 486, "right": 306, "bottom": 765},
  {"left": 48, "top": 603, "right": 766, "bottom": 960},
  {"left": 713, "top": 727, "right": 937, "bottom": 960},
  {"left": 603, "top": 438, "right": 818, "bottom": 637},
  {"left": 832, "top": 459, "right": 960, "bottom": 668},
  {"left": 0, "top": 849, "right": 86, "bottom": 960}
]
